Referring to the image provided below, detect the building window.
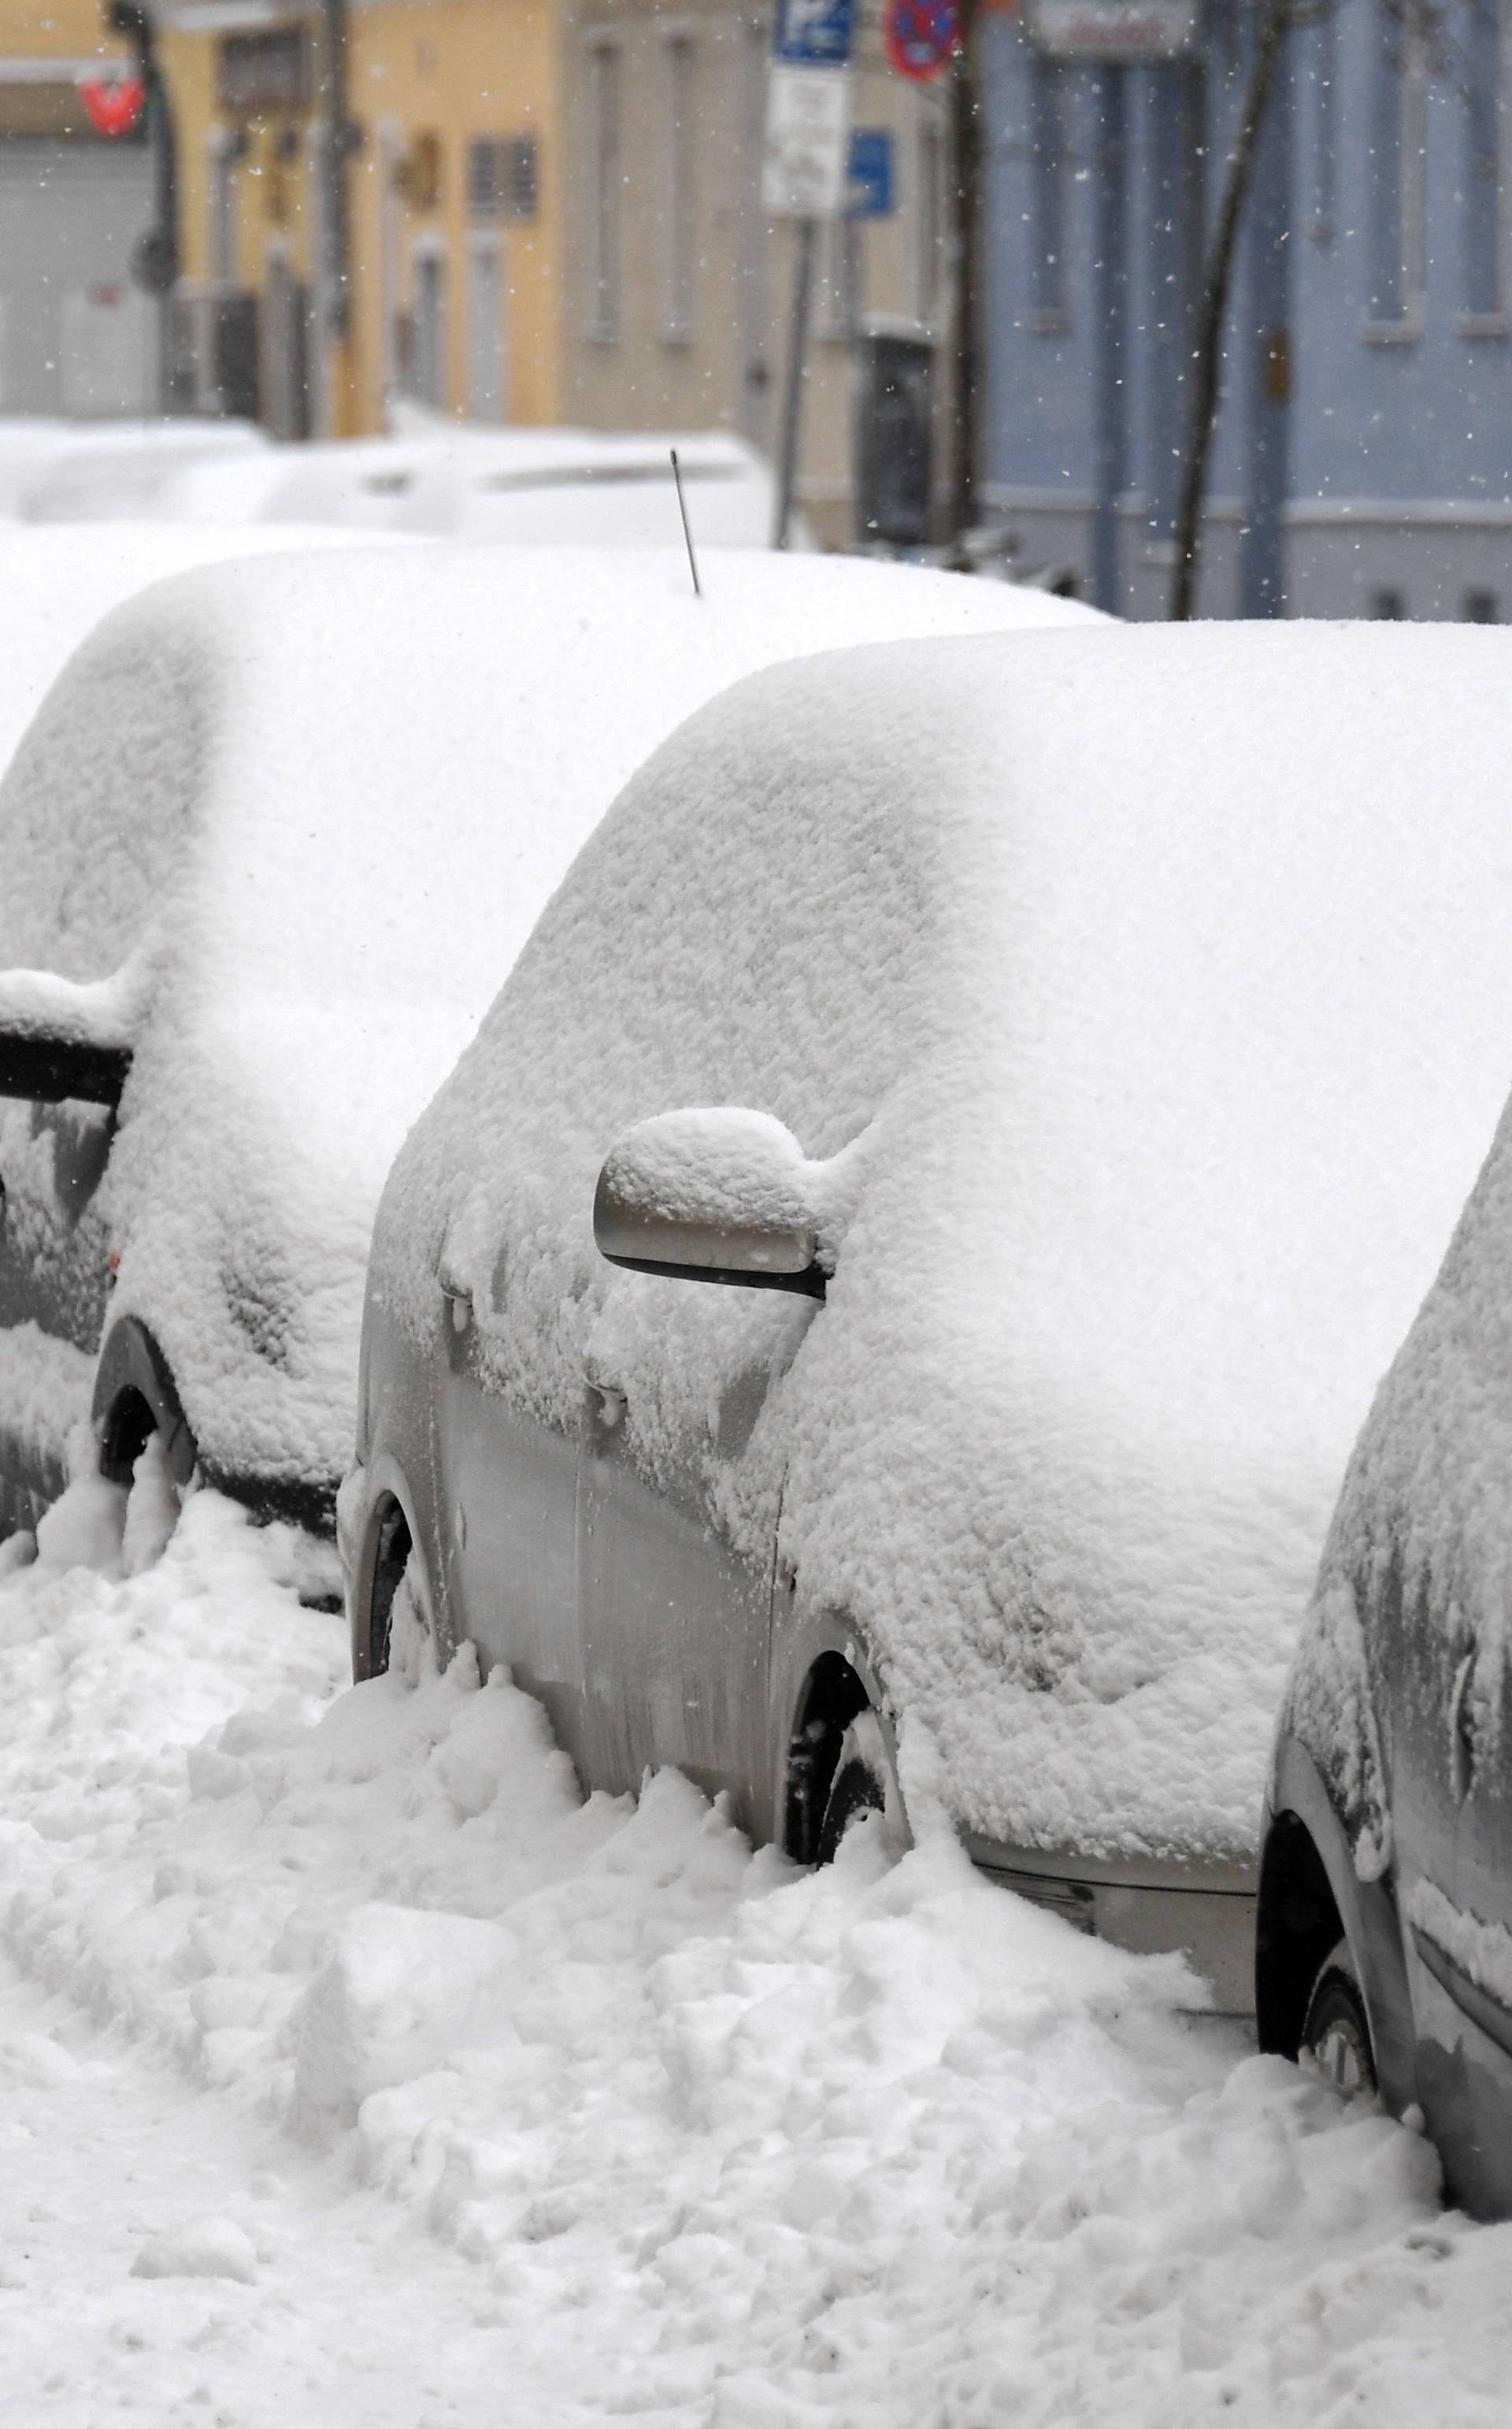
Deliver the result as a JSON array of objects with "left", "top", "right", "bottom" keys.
[
  {"left": 1306, "top": 9, "right": 1338, "bottom": 243},
  {"left": 1372, "top": 586, "right": 1407, "bottom": 618},
  {"left": 409, "top": 245, "right": 447, "bottom": 406},
  {"left": 467, "top": 236, "right": 506, "bottom": 421},
  {"left": 468, "top": 135, "right": 539, "bottom": 223},
  {"left": 1029, "top": 55, "right": 1067, "bottom": 329},
  {"left": 587, "top": 41, "right": 622, "bottom": 341},
  {"left": 261, "top": 244, "right": 310, "bottom": 440},
  {"left": 206, "top": 127, "right": 241, "bottom": 289},
  {"left": 219, "top": 29, "right": 307, "bottom": 115},
  {"left": 1366, "top": 9, "right": 1427, "bottom": 333},
  {"left": 661, "top": 33, "right": 696, "bottom": 343},
  {"left": 1463, "top": 0, "right": 1503, "bottom": 320},
  {"left": 914, "top": 98, "right": 945, "bottom": 325},
  {"left": 1465, "top": 586, "right": 1500, "bottom": 620}
]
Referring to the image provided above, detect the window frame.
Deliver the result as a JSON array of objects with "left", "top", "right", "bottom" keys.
[
  {"left": 584, "top": 35, "right": 624, "bottom": 344},
  {"left": 1363, "top": 4, "right": 1429, "bottom": 343},
  {"left": 1025, "top": 51, "right": 1069, "bottom": 336},
  {"left": 659, "top": 25, "right": 697, "bottom": 346},
  {"left": 1458, "top": 0, "right": 1510, "bottom": 336}
]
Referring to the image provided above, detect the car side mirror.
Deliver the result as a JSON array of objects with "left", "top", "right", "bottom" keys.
[
  {"left": 0, "top": 965, "right": 136, "bottom": 1107},
  {"left": 594, "top": 1107, "right": 828, "bottom": 1298}
]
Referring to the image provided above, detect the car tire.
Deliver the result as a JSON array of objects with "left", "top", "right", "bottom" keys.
[
  {"left": 1302, "top": 1938, "right": 1377, "bottom": 2098},
  {"left": 815, "top": 1708, "right": 906, "bottom": 1865}
]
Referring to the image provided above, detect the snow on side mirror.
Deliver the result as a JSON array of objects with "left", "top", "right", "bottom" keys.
[
  {"left": 594, "top": 1107, "right": 828, "bottom": 1299},
  {"left": 0, "top": 964, "right": 138, "bottom": 1107}
]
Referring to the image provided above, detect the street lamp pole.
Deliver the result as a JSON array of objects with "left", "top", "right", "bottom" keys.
[{"left": 107, "top": 1, "right": 179, "bottom": 410}]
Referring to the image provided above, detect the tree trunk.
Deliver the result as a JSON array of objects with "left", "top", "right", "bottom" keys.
[{"left": 1169, "top": 0, "right": 1290, "bottom": 620}]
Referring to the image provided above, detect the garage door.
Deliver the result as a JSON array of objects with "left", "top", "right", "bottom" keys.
[{"left": 0, "top": 143, "right": 154, "bottom": 416}]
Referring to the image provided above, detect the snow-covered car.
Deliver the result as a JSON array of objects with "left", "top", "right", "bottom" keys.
[
  {"left": 159, "top": 425, "right": 789, "bottom": 551},
  {"left": 346, "top": 621, "right": 1512, "bottom": 2012},
  {"left": 0, "top": 416, "right": 270, "bottom": 521},
  {"left": 0, "top": 544, "right": 1091, "bottom": 1552},
  {"left": 1259, "top": 1038, "right": 1512, "bottom": 2213}
]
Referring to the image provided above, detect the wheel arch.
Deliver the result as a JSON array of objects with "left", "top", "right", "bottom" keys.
[
  {"left": 1255, "top": 1806, "right": 1347, "bottom": 2060},
  {"left": 348, "top": 1452, "right": 435, "bottom": 1680},
  {"left": 91, "top": 1316, "right": 198, "bottom": 1490},
  {"left": 1257, "top": 1734, "right": 1418, "bottom": 2112},
  {"left": 780, "top": 1630, "right": 895, "bottom": 1865}
]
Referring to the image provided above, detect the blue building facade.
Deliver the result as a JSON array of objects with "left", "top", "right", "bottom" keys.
[{"left": 983, "top": 0, "right": 1512, "bottom": 618}]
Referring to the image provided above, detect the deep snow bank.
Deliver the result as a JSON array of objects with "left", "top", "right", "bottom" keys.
[{"left": 4, "top": 1490, "right": 1511, "bottom": 2420}]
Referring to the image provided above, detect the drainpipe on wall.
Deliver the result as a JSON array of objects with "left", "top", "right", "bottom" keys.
[{"left": 319, "top": 0, "right": 355, "bottom": 436}]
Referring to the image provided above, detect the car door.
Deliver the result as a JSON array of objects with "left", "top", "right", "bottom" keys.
[
  {"left": 575, "top": 1295, "right": 814, "bottom": 1845},
  {"left": 1372, "top": 1540, "right": 1491, "bottom": 2188},
  {"left": 432, "top": 1250, "right": 592, "bottom": 1769},
  {"left": 1445, "top": 1598, "right": 1512, "bottom": 2213}
]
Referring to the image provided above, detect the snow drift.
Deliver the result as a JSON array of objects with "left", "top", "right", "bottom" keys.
[{"left": 2, "top": 1489, "right": 1505, "bottom": 2428}]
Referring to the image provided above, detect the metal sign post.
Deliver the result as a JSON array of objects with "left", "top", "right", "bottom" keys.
[{"left": 764, "top": 0, "right": 854, "bottom": 547}]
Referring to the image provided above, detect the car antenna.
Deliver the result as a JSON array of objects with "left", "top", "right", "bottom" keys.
[{"left": 670, "top": 448, "right": 702, "bottom": 599}]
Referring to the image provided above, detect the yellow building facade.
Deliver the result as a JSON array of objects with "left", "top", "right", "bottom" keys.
[{"left": 159, "top": 0, "right": 566, "bottom": 436}]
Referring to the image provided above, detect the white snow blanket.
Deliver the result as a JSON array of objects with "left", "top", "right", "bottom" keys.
[
  {"left": 0, "top": 1489, "right": 1507, "bottom": 2427},
  {"left": 0, "top": 521, "right": 386, "bottom": 784},
  {"left": 375, "top": 621, "right": 1512, "bottom": 1867},
  {"left": 0, "top": 544, "right": 1092, "bottom": 1500}
]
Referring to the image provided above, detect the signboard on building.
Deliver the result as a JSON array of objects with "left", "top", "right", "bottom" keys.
[
  {"left": 1025, "top": 0, "right": 1199, "bottom": 60},
  {"left": 762, "top": 0, "right": 855, "bottom": 220}
]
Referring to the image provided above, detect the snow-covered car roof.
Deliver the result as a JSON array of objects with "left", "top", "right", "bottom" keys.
[
  {"left": 159, "top": 426, "right": 794, "bottom": 549},
  {"left": 0, "top": 417, "right": 270, "bottom": 521},
  {"left": 0, "top": 521, "right": 395, "bottom": 781},
  {"left": 0, "top": 542, "right": 1094, "bottom": 1497},
  {"left": 373, "top": 619, "right": 1512, "bottom": 1871}
]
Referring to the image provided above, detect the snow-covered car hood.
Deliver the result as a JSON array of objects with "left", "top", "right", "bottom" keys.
[
  {"left": 0, "top": 542, "right": 1093, "bottom": 1493},
  {"left": 372, "top": 620, "right": 1512, "bottom": 1866}
]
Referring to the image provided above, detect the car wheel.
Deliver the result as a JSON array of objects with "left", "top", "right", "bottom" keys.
[
  {"left": 1302, "top": 1938, "right": 1377, "bottom": 2097},
  {"left": 815, "top": 1708, "right": 906, "bottom": 1865}
]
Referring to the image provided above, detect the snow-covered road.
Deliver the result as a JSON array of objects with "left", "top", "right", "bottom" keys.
[{"left": 2, "top": 1484, "right": 1509, "bottom": 2427}]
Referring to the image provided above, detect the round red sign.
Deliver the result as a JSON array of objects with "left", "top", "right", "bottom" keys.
[{"left": 884, "top": 0, "right": 961, "bottom": 80}]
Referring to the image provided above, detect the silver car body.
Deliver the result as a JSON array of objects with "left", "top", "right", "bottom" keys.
[{"left": 347, "top": 621, "right": 1512, "bottom": 2014}]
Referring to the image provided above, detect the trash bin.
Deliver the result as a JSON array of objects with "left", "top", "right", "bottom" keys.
[{"left": 853, "top": 328, "right": 935, "bottom": 551}]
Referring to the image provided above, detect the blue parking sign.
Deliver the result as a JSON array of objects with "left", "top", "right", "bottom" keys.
[
  {"left": 773, "top": 0, "right": 855, "bottom": 68},
  {"left": 847, "top": 128, "right": 894, "bottom": 217}
]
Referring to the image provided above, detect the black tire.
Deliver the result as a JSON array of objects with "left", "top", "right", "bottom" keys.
[
  {"left": 1302, "top": 1938, "right": 1377, "bottom": 2098},
  {"left": 815, "top": 1709, "right": 906, "bottom": 1865}
]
